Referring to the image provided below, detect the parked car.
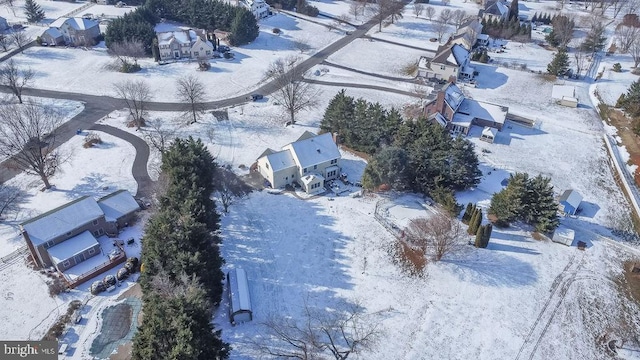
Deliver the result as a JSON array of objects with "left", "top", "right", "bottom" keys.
[
  {"left": 90, "top": 280, "right": 105, "bottom": 295},
  {"left": 217, "top": 45, "right": 230, "bottom": 53},
  {"left": 249, "top": 94, "right": 264, "bottom": 101}
]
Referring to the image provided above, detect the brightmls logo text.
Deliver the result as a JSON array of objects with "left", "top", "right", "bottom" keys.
[{"left": 0, "top": 341, "right": 56, "bottom": 359}]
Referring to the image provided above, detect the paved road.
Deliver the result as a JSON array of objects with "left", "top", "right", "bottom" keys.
[
  {"left": 91, "top": 124, "right": 153, "bottom": 198},
  {"left": 303, "top": 78, "right": 423, "bottom": 98},
  {"left": 0, "top": 13, "right": 388, "bottom": 189},
  {"left": 322, "top": 60, "right": 418, "bottom": 83}
]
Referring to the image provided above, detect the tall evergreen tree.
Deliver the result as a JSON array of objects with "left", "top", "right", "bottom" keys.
[
  {"left": 468, "top": 209, "right": 480, "bottom": 235},
  {"left": 462, "top": 202, "right": 473, "bottom": 223},
  {"left": 448, "top": 136, "right": 482, "bottom": 190},
  {"left": 228, "top": 8, "right": 259, "bottom": 46},
  {"left": 475, "top": 225, "right": 484, "bottom": 248},
  {"left": 528, "top": 175, "right": 559, "bottom": 233},
  {"left": 547, "top": 48, "right": 570, "bottom": 76},
  {"left": 482, "top": 223, "right": 492, "bottom": 248},
  {"left": 509, "top": 0, "right": 519, "bottom": 21},
  {"left": 616, "top": 80, "right": 640, "bottom": 118},
  {"left": 320, "top": 90, "right": 355, "bottom": 140},
  {"left": 24, "top": 0, "right": 45, "bottom": 23}
]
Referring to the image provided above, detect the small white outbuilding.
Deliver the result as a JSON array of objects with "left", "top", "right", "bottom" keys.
[
  {"left": 551, "top": 85, "right": 578, "bottom": 108},
  {"left": 552, "top": 225, "right": 575, "bottom": 246},
  {"left": 227, "top": 268, "right": 252, "bottom": 324}
]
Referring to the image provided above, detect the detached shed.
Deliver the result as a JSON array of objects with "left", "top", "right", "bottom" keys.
[
  {"left": 558, "top": 189, "right": 582, "bottom": 215},
  {"left": 552, "top": 85, "right": 578, "bottom": 108},
  {"left": 227, "top": 268, "right": 252, "bottom": 324},
  {"left": 552, "top": 225, "right": 575, "bottom": 246}
]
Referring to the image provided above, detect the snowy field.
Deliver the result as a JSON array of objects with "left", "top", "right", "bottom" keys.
[
  {"left": 0, "top": 0, "right": 84, "bottom": 24},
  {"left": 326, "top": 36, "right": 429, "bottom": 78},
  {"left": 9, "top": 13, "right": 345, "bottom": 101},
  {"left": 1, "top": 0, "right": 640, "bottom": 358}
]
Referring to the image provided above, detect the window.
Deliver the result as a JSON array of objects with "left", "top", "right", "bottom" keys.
[
  {"left": 206, "top": 50, "right": 211, "bottom": 55},
  {"left": 194, "top": 51, "right": 199, "bottom": 57},
  {"left": 98, "top": 228, "right": 104, "bottom": 235},
  {"left": 62, "top": 260, "right": 70, "bottom": 268},
  {"left": 46, "top": 240, "right": 54, "bottom": 248},
  {"left": 331, "top": 159, "right": 337, "bottom": 164},
  {"left": 92, "top": 219, "right": 98, "bottom": 226},
  {"left": 440, "top": 65, "right": 446, "bottom": 70},
  {"left": 265, "top": 163, "right": 269, "bottom": 169},
  {"left": 93, "top": 231, "right": 99, "bottom": 237},
  {"left": 88, "top": 248, "right": 95, "bottom": 255}
]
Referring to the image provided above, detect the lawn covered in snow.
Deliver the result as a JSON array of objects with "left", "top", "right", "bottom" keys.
[{"left": 10, "top": 13, "right": 345, "bottom": 101}]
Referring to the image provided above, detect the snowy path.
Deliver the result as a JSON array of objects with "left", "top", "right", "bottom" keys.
[{"left": 515, "top": 253, "right": 586, "bottom": 360}]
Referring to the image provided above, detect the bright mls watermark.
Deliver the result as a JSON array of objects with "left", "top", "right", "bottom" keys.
[{"left": 0, "top": 341, "right": 57, "bottom": 359}]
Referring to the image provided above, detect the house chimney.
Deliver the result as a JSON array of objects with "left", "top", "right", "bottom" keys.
[{"left": 332, "top": 132, "right": 339, "bottom": 146}]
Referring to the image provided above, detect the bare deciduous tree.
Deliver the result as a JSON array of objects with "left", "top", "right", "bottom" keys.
[
  {"left": 0, "top": 35, "right": 13, "bottom": 52},
  {"left": 216, "top": 166, "right": 251, "bottom": 212},
  {"left": 625, "top": 0, "right": 640, "bottom": 14},
  {"left": 0, "top": 102, "right": 64, "bottom": 189},
  {"left": 10, "top": 31, "right": 31, "bottom": 53},
  {"left": 143, "top": 118, "right": 176, "bottom": 155},
  {"left": 434, "top": 21, "right": 450, "bottom": 42},
  {"left": 0, "top": 0, "right": 16, "bottom": 16},
  {"left": 257, "top": 299, "right": 382, "bottom": 360},
  {"left": 615, "top": 24, "right": 640, "bottom": 53},
  {"left": 0, "top": 60, "right": 34, "bottom": 104},
  {"left": 452, "top": 9, "right": 468, "bottom": 29},
  {"left": 439, "top": 8, "right": 453, "bottom": 24},
  {"left": 107, "top": 40, "right": 145, "bottom": 72},
  {"left": 0, "top": 183, "right": 23, "bottom": 219},
  {"left": 349, "top": 2, "right": 360, "bottom": 20},
  {"left": 374, "top": 0, "right": 404, "bottom": 31},
  {"left": 263, "top": 56, "right": 320, "bottom": 125},
  {"left": 413, "top": 3, "right": 424, "bottom": 17},
  {"left": 573, "top": 50, "right": 587, "bottom": 78},
  {"left": 175, "top": 75, "right": 206, "bottom": 124},
  {"left": 113, "top": 80, "right": 152, "bottom": 129},
  {"left": 630, "top": 38, "right": 640, "bottom": 68},
  {"left": 405, "top": 212, "right": 464, "bottom": 261},
  {"left": 425, "top": 5, "right": 436, "bottom": 21},
  {"left": 551, "top": 15, "right": 575, "bottom": 48}
]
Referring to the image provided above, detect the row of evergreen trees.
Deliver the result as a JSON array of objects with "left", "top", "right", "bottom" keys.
[
  {"left": 481, "top": 17, "right": 532, "bottom": 41},
  {"left": 462, "top": 204, "right": 492, "bottom": 247},
  {"left": 530, "top": 13, "right": 556, "bottom": 25},
  {"left": 489, "top": 173, "right": 559, "bottom": 233},
  {"left": 321, "top": 91, "right": 482, "bottom": 215},
  {"left": 132, "top": 137, "right": 230, "bottom": 360},
  {"left": 105, "top": 0, "right": 259, "bottom": 54}
]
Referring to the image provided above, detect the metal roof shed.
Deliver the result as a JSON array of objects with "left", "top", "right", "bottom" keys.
[{"left": 227, "top": 268, "right": 252, "bottom": 324}]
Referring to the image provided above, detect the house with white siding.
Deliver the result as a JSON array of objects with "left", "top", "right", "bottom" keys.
[
  {"left": 46, "top": 17, "right": 101, "bottom": 46},
  {"left": 256, "top": 132, "right": 341, "bottom": 194}
]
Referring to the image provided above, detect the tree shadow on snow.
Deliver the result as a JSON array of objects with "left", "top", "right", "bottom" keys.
[
  {"left": 444, "top": 247, "right": 538, "bottom": 287},
  {"left": 472, "top": 64, "right": 508, "bottom": 89}
]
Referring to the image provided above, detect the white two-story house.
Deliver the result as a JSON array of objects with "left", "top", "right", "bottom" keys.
[
  {"left": 418, "top": 44, "right": 474, "bottom": 82},
  {"left": 256, "top": 132, "right": 341, "bottom": 194}
]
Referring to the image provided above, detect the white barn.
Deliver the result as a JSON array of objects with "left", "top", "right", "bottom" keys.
[{"left": 227, "top": 268, "right": 252, "bottom": 324}]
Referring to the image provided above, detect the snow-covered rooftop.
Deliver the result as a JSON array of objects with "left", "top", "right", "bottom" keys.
[
  {"left": 284, "top": 132, "right": 341, "bottom": 169},
  {"left": 458, "top": 99, "right": 508, "bottom": 125},
  {"left": 97, "top": 190, "right": 140, "bottom": 222},
  {"left": 444, "top": 83, "right": 466, "bottom": 112},
  {"left": 264, "top": 149, "right": 297, "bottom": 172},
  {"left": 452, "top": 112, "right": 474, "bottom": 127},
  {"left": 552, "top": 85, "right": 576, "bottom": 100},
  {"left": 229, "top": 268, "right": 252, "bottom": 314},
  {"left": 482, "top": 126, "right": 498, "bottom": 137},
  {"left": 451, "top": 44, "right": 469, "bottom": 66},
  {"left": 559, "top": 189, "right": 583, "bottom": 209},
  {"left": 21, "top": 197, "right": 104, "bottom": 246},
  {"left": 43, "top": 28, "right": 63, "bottom": 38},
  {"left": 47, "top": 230, "right": 99, "bottom": 265},
  {"left": 552, "top": 225, "right": 575, "bottom": 246},
  {"left": 50, "top": 17, "right": 99, "bottom": 30}
]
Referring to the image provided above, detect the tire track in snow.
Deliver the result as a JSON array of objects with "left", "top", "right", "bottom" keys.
[{"left": 515, "top": 253, "right": 586, "bottom": 360}]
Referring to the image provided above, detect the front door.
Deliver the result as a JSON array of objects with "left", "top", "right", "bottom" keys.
[{"left": 174, "top": 51, "right": 180, "bottom": 58}]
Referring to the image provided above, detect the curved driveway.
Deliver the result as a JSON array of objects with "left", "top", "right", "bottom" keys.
[{"left": 0, "top": 13, "right": 407, "bottom": 194}]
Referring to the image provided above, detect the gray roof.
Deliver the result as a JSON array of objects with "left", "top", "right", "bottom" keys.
[
  {"left": 559, "top": 189, "right": 582, "bottom": 209},
  {"left": 21, "top": 197, "right": 104, "bottom": 246},
  {"left": 47, "top": 230, "right": 99, "bottom": 265},
  {"left": 97, "top": 190, "right": 140, "bottom": 222},
  {"left": 264, "top": 149, "right": 297, "bottom": 172},
  {"left": 285, "top": 132, "right": 341, "bottom": 169}
]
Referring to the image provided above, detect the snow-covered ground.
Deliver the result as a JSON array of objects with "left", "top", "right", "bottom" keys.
[
  {"left": 10, "top": 13, "right": 345, "bottom": 101},
  {"left": 2, "top": 0, "right": 640, "bottom": 358}
]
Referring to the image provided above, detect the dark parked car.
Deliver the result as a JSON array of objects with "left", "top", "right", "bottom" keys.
[
  {"left": 217, "top": 45, "right": 230, "bottom": 53},
  {"left": 249, "top": 94, "right": 264, "bottom": 101}
]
